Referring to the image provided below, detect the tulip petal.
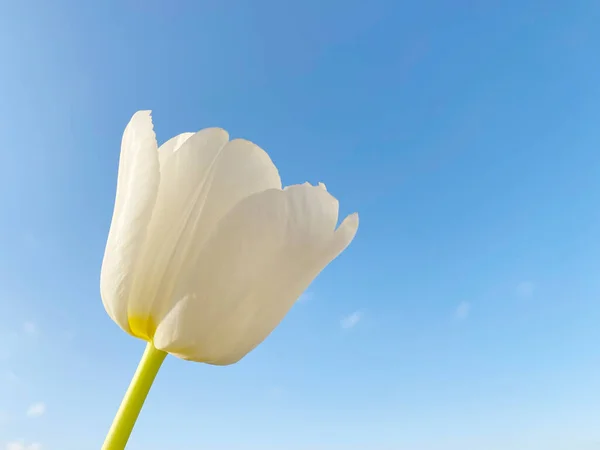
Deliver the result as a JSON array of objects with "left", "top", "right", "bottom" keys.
[
  {"left": 153, "top": 184, "right": 358, "bottom": 364},
  {"left": 157, "top": 132, "right": 194, "bottom": 166},
  {"left": 101, "top": 111, "right": 160, "bottom": 332},
  {"left": 127, "top": 134, "right": 282, "bottom": 340}
]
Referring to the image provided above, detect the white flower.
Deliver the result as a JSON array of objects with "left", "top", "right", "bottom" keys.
[{"left": 101, "top": 111, "right": 358, "bottom": 365}]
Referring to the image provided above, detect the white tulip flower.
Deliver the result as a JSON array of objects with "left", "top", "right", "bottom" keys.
[{"left": 100, "top": 111, "right": 358, "bottom": 449}]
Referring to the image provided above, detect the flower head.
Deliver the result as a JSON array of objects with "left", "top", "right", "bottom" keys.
[{"left": 101, "top": 111, "right": 358, "bottom": 365}]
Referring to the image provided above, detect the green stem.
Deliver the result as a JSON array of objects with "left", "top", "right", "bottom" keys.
[{"left": 102, "top": 342, "right": 167, "bottom": 450}]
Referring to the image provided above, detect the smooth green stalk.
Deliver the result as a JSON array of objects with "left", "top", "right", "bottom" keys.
[{"left": 102, "top": 342, "right": 167, "bottom": 450}]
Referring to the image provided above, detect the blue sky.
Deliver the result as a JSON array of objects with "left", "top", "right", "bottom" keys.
[{"left": 2, "top": 0, "right": 600, "bottom": 449}]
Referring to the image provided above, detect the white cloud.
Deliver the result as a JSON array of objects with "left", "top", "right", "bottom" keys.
[
  {"left": 26, "top": 403, "right": 45, "bottom": 418},
  {"left": 516, "top": 281, "right": 535, "bottom": 298},
  {"left": 23, "top": 322, "right": 36, "bottom": 334},
  {"left": 5, "top": 442, "right": 42, "bottom": 450},
  {"left": 341, "top": 311, "right": 362, "bottom": 329},
  {"left": 455, "top": 301, "right": 470, "bottom": 320}
]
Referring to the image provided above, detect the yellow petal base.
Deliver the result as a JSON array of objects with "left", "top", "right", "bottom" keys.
[
  {"left": 128, "top": 315, "right": 158, "bottom": 341},
  {"left": 102, "top": 342, "right": 167, "bottom": 449}
]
